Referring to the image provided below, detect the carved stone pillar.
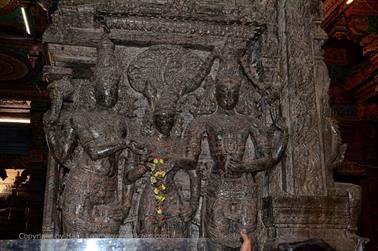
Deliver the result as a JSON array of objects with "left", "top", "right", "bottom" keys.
[
  {"left": 260, "top": 1, "right": 363, "bottom": 250},
  {"left": 42, "top": 1, "right": 362, "bottom": 250}
]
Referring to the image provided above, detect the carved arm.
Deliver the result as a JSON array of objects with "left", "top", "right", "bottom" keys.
[
  {"left": 178, "top": 168, "right": 201, "bottom": 222},
  {"left": 82, "top": 138, "right": 134, "bottom": 161},
  {"left": 188, "top": 168, "right": 200, "bottom": 207},
  {"left": 229, "top": 122, "right": 288, "bottom": 174},
  {"left": 232, "top": 157, "right": 274, "bottom": 174},
  {"left": 72, "top": 117, "right": 145, "bottom": 161},
  {"left": 184, "top": 119, "right": 207, "bottom": 163},
  {"left": 239, "top": 47, "right": 265, "bottom": 91}
]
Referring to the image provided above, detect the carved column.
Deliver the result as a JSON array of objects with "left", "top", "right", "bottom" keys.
[{"left": 260, "top": 1, "right": 363, "bottom": 250}]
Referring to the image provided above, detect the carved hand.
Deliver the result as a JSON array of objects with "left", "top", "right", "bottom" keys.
[
  {"left": 107, "top": 203, "right": 124, "bottom": 221},
  {"left": 180, "top": 202, "right": 198, "bottom": 222},
  {"left": 124, "top": 140, "right": 148, "bottom": 155},
  {"left": 43, "top": 110, "right": 58, "bottom": 126},
  {"left": 271, "top": 127, "right": 289, "bottom": 162},
  {"left": 227, "top": 158, "right": 245, "bottom": 174},
  {"left": 93, "top": 203, "right": 124, "bottom": 222},
  {"left": 240, "top": 52, "right": 264, "bottom": 87},
  {"left": 212, "top": 39, "right": 227, "bottom": 59},
  {"left": 228, "top": 158, "right": 273, "bottom": 174},
  {"left": 270, "top": 107, "right": 287, "bottom": 130},
  {"left": 212, "top": 46, "right": 223, "bottom": 59},
  {"left": 269, "top": 111, "right": 289, "bottom": 163},
  {"left": 172, "top": 157, "right": 197, "bottom": 170}
]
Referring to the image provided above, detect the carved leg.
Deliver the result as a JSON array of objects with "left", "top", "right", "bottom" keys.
[
  {"left": 136, "top": 215, "right": 158, "bottom": 237},
  {"left": 204, "top": 195, "right": 242, "bottom": 250}
]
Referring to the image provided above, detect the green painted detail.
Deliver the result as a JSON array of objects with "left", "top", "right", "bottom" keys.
[
  {"left": 327, "top": 64, "right": 352, "bottom": 82},
  {"left": 368, "top": 16, "right": 378, "bottom": 33},
  {"left": 0, "top": 6, "right": 21, "bottom": 22}
]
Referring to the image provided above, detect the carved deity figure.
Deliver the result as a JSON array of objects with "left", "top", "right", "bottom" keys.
[
  {"left": 125, "top": 98, "right": 199, "bottom": 241},
  {"left": 44, "top": 35, "right": 142, "bottom": 236},
  {"left": 126, "top": 45, "right": 217, "bottom": 243},
  {"left": 186, "top": 42, "right": 288, "bottom": 250}
]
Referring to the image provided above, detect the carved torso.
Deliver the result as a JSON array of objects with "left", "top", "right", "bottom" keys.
[
  {"left": 205, "top": 112, "right": 252, "bottom": 174},
  {"left": 137, "top": 136, "right": 190, "bottom": 239},
  {"left": 71, "top": 110, "right": 127, "bottom": 175},
  {"left": 61, "top": 110, "right": 127, "bottom": 235},
  {"left": 197, "top": 112, "right": 258, "bottom": 248}
]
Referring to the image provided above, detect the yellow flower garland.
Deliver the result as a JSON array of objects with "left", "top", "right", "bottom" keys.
[{"left": 149, "top": 157, "right": 167, "bottom": 224}]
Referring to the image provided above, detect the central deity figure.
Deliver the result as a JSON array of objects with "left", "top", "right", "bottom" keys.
[
  {"left": 126, "top": 45, "right": 217, "bottom": 242},
  {"left": 126, "top": 97, "right": 198, "bottom": 239}
]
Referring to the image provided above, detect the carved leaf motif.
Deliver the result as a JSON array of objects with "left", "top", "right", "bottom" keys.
[{"left": 127, "top": 45, "right": 203, "bottom": 108}]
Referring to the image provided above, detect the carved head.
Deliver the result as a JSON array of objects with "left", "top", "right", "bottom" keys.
[
  {"left": 153, "top": 97, "right": 176, "bottom": 136},
  {"left": 215, "top": 78, "right": 240, "bottom": 111},
  {"left": 214, "top": 38, "right": 244, "bottom": 111},
  {"left": 94, "top": 36, "right": 120, "bottom": 108},
  {"left": 153, "top": 110, "right": 175, "bottom": 136},
  {"left": 95, "top": 76, "right": 119, "bottom": 108}
]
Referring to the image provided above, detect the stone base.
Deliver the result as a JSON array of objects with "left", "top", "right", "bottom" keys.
[{"left": 260, "top": 195, "right": 360, "bottom": 251}]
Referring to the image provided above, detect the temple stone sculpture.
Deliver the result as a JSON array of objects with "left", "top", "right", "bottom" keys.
[
  {"left": 44, "top": 35, "right": 146, "bottom": 237},
  {"left": 124, "top": 45, "right": 216, "bottom": 240},
  {"left": 42, "top": 1, "right": 363, "bottom": 250}
]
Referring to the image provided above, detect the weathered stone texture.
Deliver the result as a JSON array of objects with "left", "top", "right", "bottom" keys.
[{"left": 42, "top": 1, "right": 362, "bottom": 250}]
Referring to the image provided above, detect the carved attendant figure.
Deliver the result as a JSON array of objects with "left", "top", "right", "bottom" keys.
[
  {"left": 45, "top": 36, "right": 143, "bottom": 236},
  {"left": 187, "top": 42, "right": 288, "bottom": 250}
]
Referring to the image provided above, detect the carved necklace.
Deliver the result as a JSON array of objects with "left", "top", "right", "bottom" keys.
[{"left": 224, "top": 133, "right": 238, "bottom": 154}]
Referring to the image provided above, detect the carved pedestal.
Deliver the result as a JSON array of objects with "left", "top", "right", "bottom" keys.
[{"left": 262, "top": 194, "right": 359, "bottom": 251}]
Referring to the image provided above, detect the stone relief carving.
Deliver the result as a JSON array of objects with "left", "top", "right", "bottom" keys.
[
  {"left": 44, "top": 35, "right": 146, "bottom": 236},
  {"left": 44, "top": 28, "right": 288, "bottom": 245},
  {"left": 184, "top": 39, "right": 288, "bottom": 250},
  {"left": 42, "top": 1, "right": 363, "bottom": 250},
  {"left": 124, "top": 45, "right": 217, "bottom": 242}
]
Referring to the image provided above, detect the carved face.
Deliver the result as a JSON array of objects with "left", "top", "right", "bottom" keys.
[
  {"left": 153, "top": 111, "right": 175, "bottom": 136},
  {"left": 95, "top": 74, "right": 119, "bottom": 108},
  {"left": 215, "top": 81, "right": 240, "bottom": 110}
]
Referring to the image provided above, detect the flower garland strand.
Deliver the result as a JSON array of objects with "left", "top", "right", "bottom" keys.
[{"left": 149, "top": 157, "right": 167, "bottom": 224}]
